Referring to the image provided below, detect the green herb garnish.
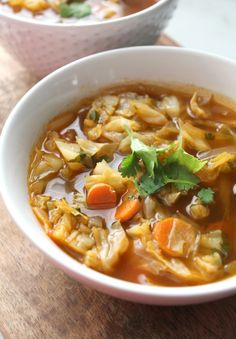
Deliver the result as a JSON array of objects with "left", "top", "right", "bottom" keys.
[
  {"left": 197, "top": 188, "right": 215, "bottom": 204},
  {"left": 130, "top": 137, "right": 158, "bottom": 177},
  {"left": 60, "top": 2, "right": 91, "bottom": 19},
  {"left": 119, "top": 130, "right": 207, "bottom": 197},
  {"left": 120, "top": 153, "right": 141, "bottom": 177},
  {"left": 166, "top": 145, "right": 207, "bottom": 173}
]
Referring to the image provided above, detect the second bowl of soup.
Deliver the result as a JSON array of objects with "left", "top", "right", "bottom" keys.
[{"left": 0, "top": 0, "right": 177, "bottom": 78}]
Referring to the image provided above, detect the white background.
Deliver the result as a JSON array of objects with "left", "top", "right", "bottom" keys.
[{"left": 165, "top": 0, "right": 236, "bottom": 60}]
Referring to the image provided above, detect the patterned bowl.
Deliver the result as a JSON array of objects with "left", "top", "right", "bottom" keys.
[{"left": 0, "top": 0, "right": 177, "bottom": 78}]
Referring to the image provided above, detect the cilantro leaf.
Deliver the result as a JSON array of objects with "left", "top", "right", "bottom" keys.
[
  {"left": 197, "top": 188, "right": 214, "bottom": 204},
  {"left": 120, "top": 129, "right": 203, "bottom": 197},
  {"left": 130, "top": 137, "right": 157, "bottom": 177},
  {"left": 166, "top": 147, "right": 206, "bottom": 173},
  {"left": 60, "top": 3, "right": 91, "bottom": 18},
  {"left": 135, "top": 175, "right": 158, "bottom": 197},
  {"left": 120, "top": 153, "right": 140, "bottom": 177},
  {"left": 135, "top": 173, "right": 166, "bottom": 197},
  {"left": 119, "top": 132, "right": 158, "bottom": 178},
  {"left": 135, "top": 162, "right": 199, "bottom": 197},
  {"left": 164, "top": 163, "right": 200, "bottom": 190}
]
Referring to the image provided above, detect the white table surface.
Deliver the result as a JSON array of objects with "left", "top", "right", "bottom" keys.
[{"left": 165, "top": 0, "right": 236, "bottom": 60}]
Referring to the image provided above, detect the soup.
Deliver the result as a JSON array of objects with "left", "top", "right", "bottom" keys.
[
  {"left": 0, "top": 0, "right": 157, "bottom": 23},
  {"left": 28, "top": 84, "right": 236, "bottom": 287}
]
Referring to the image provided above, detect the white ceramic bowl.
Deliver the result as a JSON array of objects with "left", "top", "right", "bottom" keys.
[
  {"left": 0, "top": 0, "right": 177, "bottom": 78},
  {"left": 1, "top": 46, "right": 236, "bottom": 305}
]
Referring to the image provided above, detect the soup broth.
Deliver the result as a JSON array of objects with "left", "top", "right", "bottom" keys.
[
  {"left": 0, "top": 0, "right": 157, "bottom": 23},
  {"left": 28, "top": 84, "right": 236, "bottom": 286}
]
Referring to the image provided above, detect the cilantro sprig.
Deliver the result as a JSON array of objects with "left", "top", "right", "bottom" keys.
[
  {"left": 197, "top": 188, "right": 215, "bottom": 204},
  {"left": 119, "top": 130, "right": 207, "bottom": 197},
  {"left": 60, "top": 2, "right": 91, "bottom": 19},
  {"left": 120, "top": 153, "right": 141, "bottom": 177}
]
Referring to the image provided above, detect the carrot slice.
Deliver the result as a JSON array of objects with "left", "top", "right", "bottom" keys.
[
  {"left": 87, "top": 183, "right": 117, "bottom": 209},
  {"left": 115, "top": 198, "right": 142, "bottom": 222},
  {"left": 153, "top": 217, "right": 196, "bottom": 258}
]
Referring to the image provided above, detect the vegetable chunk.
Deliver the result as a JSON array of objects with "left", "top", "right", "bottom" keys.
[
  {"left": 153, "top": 218, "right": 198, "bottom": 258},
  {"left": 87, "top": 183, "right": 117, "bottom": 209},
  {"left": 115, "top": 198, "right": 142, "bottom": 222}
]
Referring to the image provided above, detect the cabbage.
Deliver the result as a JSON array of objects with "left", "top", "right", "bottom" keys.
[
  {"left": 159, "top": 96, "right": 181, "bottom": 118},
  {"left": 29, "top": 180, "right": 47, "bottom": 195},
  {"left": 190, "top": 92, "right": 209, "bottom": 119},
  {"left": 48, "top": 200, "right": 128, "bottom": 266},
  {"left": 200, "top": 230, "right": 229, "bottom": 257},
  {"left": 194, "top": 252, "right": 223, "bottom": 278},
  {"left": 50, "top": 213, "right": 95, "bottom": 255},
  {"left": 127, "top": 221, "right": 222, "bottom": 283},
  {"left": 182, "top": 122, "right": 210, "bottom": 151},
  {"left": 88, "top": 96, "right": 119, "bottom": 119},
  {"left": 131, "top": 100, "right": 167, "bottom": 125},
  {"left": 31, "top": 195, "right": 50, "bottom": 209},
  {"left": 31, "top": 153, "right": 64, "bottom": 181},
  {"left": 208, "top": 152, "right": 235, "bottom": 171},
  {"left": 54, "top": 139, "right": 91, "bottom": 171},
  {"left": 137, "top": 239, "right": 194, "bottom": 280},
  {"left": 118, "top": 131, "right": 157, "bottom": 153},
  {"left": 127, "top": 221, "right": 152, "bottom": 243},
  {"left": 85, "top": 222, "right": 129, "bottom": 272},
  {"left": 104, "top": 116, "right": 142, "bottom": 132},
  {"left": 155, "top": 122, "right": 178, "bottom": 139},
  {"left": 198, "top": 146, "right": 236, "bottom": 160},
  {"left": 76, "top": 137, "right": 117, "bottom": 159},
  {"left": 54, "top": 198, "right": 88, "bottom": 222},
  {"left": 199, "top": 152, "right": 236, "bottom": 182},
  {"left": 102, "top": 131, "right": 125, "bottom": 143},
  {"left": 33, "top": 207, "right": 52, "bottom": 233},
  {"left": 66, "top": 231, "right": 95, "bottom": 255},
  {"left": 115, "top": 98, "right": 136, "bottom": 118},
  {"left": 85, "top": 160, "right": 127, "bottom": 193},
  {"left": 55, "top": 139, "right": 81, "bottom": 161},
  {"left": 87, "top": 124, "right": 102, "bottom": 141},
  {"left": 50, "top": 213, "right": 74, "bottom": 242},
  {"left": 136, "top": 238, "right": 222, "bottom": 283}
]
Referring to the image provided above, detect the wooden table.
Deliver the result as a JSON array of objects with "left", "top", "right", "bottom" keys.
[{"left": 0, "top": 36, "right": 236, "bottom": 339}]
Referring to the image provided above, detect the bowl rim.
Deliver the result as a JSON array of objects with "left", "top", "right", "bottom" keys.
[
  {"left": 1, "top": 46, "right": 236, "bottom": 303},
  {"left": 0, "top": 0, "right": 171, "bottom": 28}
]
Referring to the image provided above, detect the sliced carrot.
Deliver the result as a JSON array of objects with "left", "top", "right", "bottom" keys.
[
  {"left": 87, "top": 183, "right": 117, "bottom": 209},
  {"left": 153, "top": 217, "right": 196, "bottom": 258},
  {"left": 115, "top": 198, "right": 142, "bottom": 222}
]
